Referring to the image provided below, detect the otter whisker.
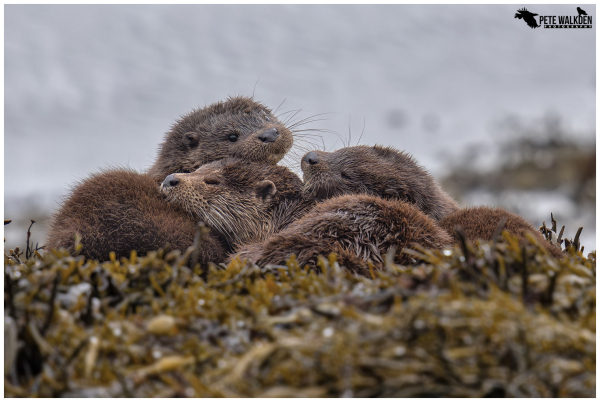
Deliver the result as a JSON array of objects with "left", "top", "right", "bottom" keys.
[
  {"left": 295, "top": 127, "right": 346, "bottom": 146},
  {"left": 273, "top": 98, "right": 286, "bottom": 115},
  {"left": 289, "top": 118, "right": 332, "bottom": 130},
  {"left": 275, "top": 108, "right": 301, "bottom": 118},
  {"left": 357, "top": 116, "right": 366, "bottom": 146},
  {"left": 291, "top": 132, "right": 330, "bottom": 140},
  {"left": 283, "top": 109, "right": 303, "bottom": 126},
  {"left": 293, "top": 128, "right": 340, "bottom": 135},
  {"left": 288, "top": 111, "right": 338, "bottom": 126},
  {"left": 292, "top": 135, "right": 326, "bottom": 146}
]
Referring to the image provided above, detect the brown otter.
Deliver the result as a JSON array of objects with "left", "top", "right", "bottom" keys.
[
  {"left": 47, "top": 96, "right": 297, "bottom": 261},
  {"left": 160, "top": 159, "right": 314, "bottom": 251},
  {"left": 229, "top": 194, "right": 453, "bottom": 275},
  {"left": 301, "top": 145, "right": 563, "bottom": 258},
  {"left": 439, "top": 206, "right": 564, "bottom": 258},
  {"left": 47, "top": 158, "right": 312, "bottom": 262},
  {"left": 45, "top": 169, "right": 226, "bottom": 263},
  {"left": 301, "top": 145, "right": 459, "bottom": 221},
  {"left": 147, "top": 96, "right": 293, "bottom": 183}
]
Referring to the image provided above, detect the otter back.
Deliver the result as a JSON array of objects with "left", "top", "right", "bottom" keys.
[
  {"left": 439, "top": 206, "right": 564, "bottom": 258},
  {"left": 230, "top": 194, "right": 452, "bottom": 276}
]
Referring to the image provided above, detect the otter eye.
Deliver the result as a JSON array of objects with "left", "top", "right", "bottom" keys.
[
  {"left": 341, "top": 172, "right": 351, "bottom": 180},
  {"left": 228, "top": 134, "right": 238, "bottom": 142},
  {"left": 204, "top": 178, "right": 220, "bottom": 186}
]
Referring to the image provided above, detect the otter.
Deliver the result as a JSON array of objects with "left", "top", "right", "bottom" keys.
[
  {"left": 45, "top": 169, "right": 226, "bottom": 263},
  {"left": 439, "top": 206, "right": 564, "bottom": 258},
  {"left": 47, "top": 158, "right": 312, "bottom": 262},
  {"left": 229, "top": 194, "right": 453, "bottom": 276},
  {"left": 147, "top": 96, "right": 293, "bottom": 183},
  {"left": 301, "top": 145, "right": 562, "bottom": 258},
  {"left": 301, "top": 145, "right": 459, "bottom": 221},
  {"left": 160, "top": 159, "right": 314, "bottom": 252},
  {"left": 47, "top": 96, "right": 296, "bottom": 260}
]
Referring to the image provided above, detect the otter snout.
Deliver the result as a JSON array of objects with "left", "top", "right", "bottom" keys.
[
  {"left": 302, "top": 151, "right": 319, "bottom": 165},
  {"left": 162, "top": 174, "right": 180, "bottom": 188},
  {"left": 258, "top": 128, "right": 279, "bottom": 143}
]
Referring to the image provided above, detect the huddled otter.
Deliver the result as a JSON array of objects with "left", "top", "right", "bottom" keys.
[
  {"left": 147, "top": 96, "right": 293, "bottom": 183},
  {"left": 230, "top": 145, "right": 564, "bottom": 272},
  {"left": 45, "top": 169, "right": 226, "bottom": 263},
  {"left": 301, "top": 145, "right": 563, "bottom": 259},
  {"left": 47, "top": 96, "right": 295, "bottom": 260},
  {"left": 229, "top": 144, "right": 460, "bottom": 273},
  {"left": 230, "top": 194, "right": 452, "bottom": 275},
  {"left": 47, "top": 159, "right": 311, "bottom": 262},
  {"left": 160, "top": 159, "right": 313, "bottom": 252},
  {"left": 301, "top": 145, "right": 459, "bottom": 221},
  {"left": 439, "top": 207, "right": 564, "bottom": 258}
]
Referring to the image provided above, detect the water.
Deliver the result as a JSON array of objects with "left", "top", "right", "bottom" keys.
[{"left": 4, "top": 5, "right": 596, "bottom": 251}]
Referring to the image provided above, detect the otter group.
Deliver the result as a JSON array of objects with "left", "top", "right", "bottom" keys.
[{"left": 47, "top": 96, "right": 563, "bottom": 276}]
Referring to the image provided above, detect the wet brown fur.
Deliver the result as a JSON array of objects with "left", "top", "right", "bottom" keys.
[
  {"left": 147, "top": 96, "right": 293, "bottom": 183},
  {"left": 302, "top": 145, "right": 459, "bottom": 221},
  {"left": 230, "top": 194, "right": 453, "bottom": 276},
  {"left": 45, "top": 169, "right": 226, "bottom": 262},
  {"left": 439, "top": 206, "right": 564, "bottom": 258},
  {"left": 161, "top": 159, "right": 314, "bottom": 251}
]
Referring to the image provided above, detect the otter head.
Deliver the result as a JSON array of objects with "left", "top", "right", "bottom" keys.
[
  {"left": 301, "top": 145, "right": 458, "bottom": 221},
  {"left": 149, "top": 96, "right": 293, "bottom": 182},
  {"left": 160, "top": 159, "right": 303, "bottom": 249}
]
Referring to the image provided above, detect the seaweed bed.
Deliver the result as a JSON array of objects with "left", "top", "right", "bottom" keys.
[{"left": 4, "top": 222, "right": 596, "bottom": 397}]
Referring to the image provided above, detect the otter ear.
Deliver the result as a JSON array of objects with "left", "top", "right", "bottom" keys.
[
  {"left": 183, "top": 132, "right": 199, "bottom": 148},
  {"left": 255, "top": 180, "right": 277, "bottom": 203}
]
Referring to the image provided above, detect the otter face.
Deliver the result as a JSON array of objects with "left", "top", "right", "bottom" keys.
[
  {"left": 160, "top": 159, "right": 302, "bottom": 248},
  {"left": 301, "top": 145, "right": 428, "bottom": 204},
  {"left": 152, "top": 96, "right": 293, "bottom": 181}
]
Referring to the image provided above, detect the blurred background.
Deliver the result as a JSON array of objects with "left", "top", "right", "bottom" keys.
[{"left": 4, "top": 5, "right": 596, "bottom": 252}]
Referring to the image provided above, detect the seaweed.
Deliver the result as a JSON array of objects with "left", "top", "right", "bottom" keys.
[{"left": 4, "top": 222, "right": 596, "bottom": 397}]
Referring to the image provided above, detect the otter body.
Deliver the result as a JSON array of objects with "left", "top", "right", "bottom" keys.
[
  {"left": 46, "top": 169, "right": 226, "bottom": 263},
  {"left": 230, "top": 194, "right": 452, "bottom": 275},
  {"left": 301, "top": 145, "right": 459, "bottom": 221},
  {"left": 47, "top": 97, "right": 295, "bottom": 261},
  {"left": 439, "top": 206, "right": 564, "bottom": 258}
]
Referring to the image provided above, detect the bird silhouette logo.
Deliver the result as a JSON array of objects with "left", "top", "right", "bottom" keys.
[
  {"left": 514, "top": 7, "right": 540, "bottom": 28},
  {"left": 577, "top": 7, "right": 588, "bottom": 16}
]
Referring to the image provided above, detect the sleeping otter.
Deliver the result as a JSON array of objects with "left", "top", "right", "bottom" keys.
[
  {"left": 228, "top": 144, "right": 459, "bottom": 272},
  {"left": 147, "top": 96, "right": 293, "bottom": 183},
  {"left": 229, "top": 145, "right": 563, "bottom": 272},
  {"left": 160, "top": 159, "right": 314, "bottom": 252},
  {"left": 46, "top": 96, "right": 296, "bottom": 260},
  {"left": 301, "top": 145, "right": 459, "bottom": 221},
  {"left": 229, "top": 194, "right": 452, "bottom": 275},
  {"left": 302, "top": 145, "right": 563, "bottom": 258},
  {"left": 47, "top": 159, "right": 312, "bottom": 262}
]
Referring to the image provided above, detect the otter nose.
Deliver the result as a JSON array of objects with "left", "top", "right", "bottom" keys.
[
  {"left": 162, "top": 174, "right": 180, "bottom": 188},
  {"left": 258, "top": 128, "right": 279, "bottom": 143},
  {"left": 303, "top": 151, "right": 319, "bottom": 165}
]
